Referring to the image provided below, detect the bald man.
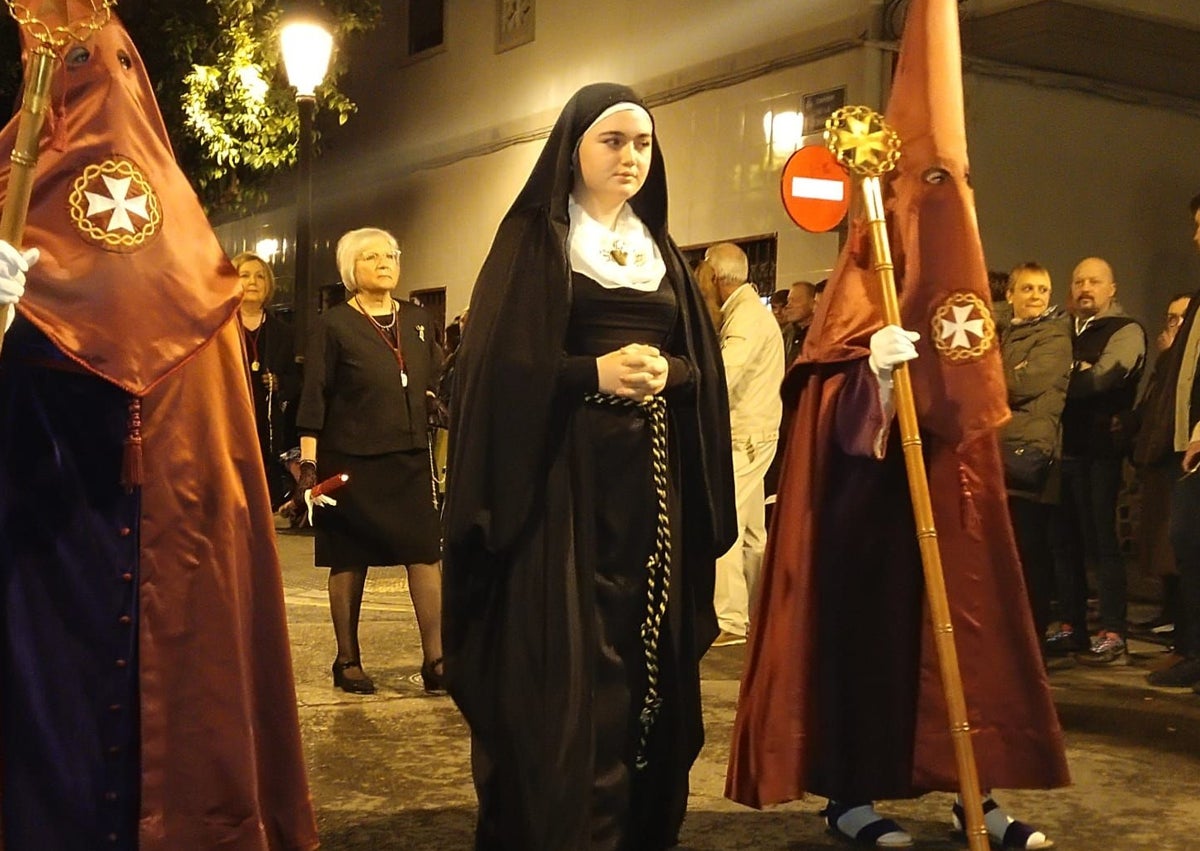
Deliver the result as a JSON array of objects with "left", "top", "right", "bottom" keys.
[
  {"left": 705, "top": 243, "right": 784, "bottom": 647},
  {"left": 1049, "top": 257, "right": 1145, "bottom": 664}
]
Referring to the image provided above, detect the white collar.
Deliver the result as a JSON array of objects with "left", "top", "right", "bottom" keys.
[{"left": 567, "top": 197, "right": 666, "bottom": 291}]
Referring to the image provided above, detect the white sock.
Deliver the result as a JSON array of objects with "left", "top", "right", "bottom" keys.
[
  {"left": 834, "top": 803, "right": 912, "bottom": 847},
  {"left": 957, "top": 794, "right": 1050, "bottom": 849}
]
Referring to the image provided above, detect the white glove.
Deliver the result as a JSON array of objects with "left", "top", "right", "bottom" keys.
[
  {"left": 0, "top": 241, "right": 39, "bottom": 306},
  {"left": 868, "top": 324, "right": 920, "bottom": 377},
  {"left": 303, "top": 489, "right": 338, "bottom": 526}
]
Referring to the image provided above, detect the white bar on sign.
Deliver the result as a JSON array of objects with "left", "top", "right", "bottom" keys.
[{"left": 791, "top": 176, "right": 844, "bottom": 202}]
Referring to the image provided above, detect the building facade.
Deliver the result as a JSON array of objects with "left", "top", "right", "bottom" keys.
[{"left": 215, "top": 0, "right": 1200, "bottom": 333}]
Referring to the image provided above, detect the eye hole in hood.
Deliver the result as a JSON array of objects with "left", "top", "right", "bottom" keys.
[
  {"left": 65, "top": 45, "right": 91, "bottom": 67},
  {"left": 922, "top": 166, "right": 950, "bottom": 185}
]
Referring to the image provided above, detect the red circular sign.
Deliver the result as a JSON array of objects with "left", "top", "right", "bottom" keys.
[{"left": 780, "top": 145, "right": 851, "bottom": 233}]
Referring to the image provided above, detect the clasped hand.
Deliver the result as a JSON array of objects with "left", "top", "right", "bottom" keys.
[{"left": 596, "top": 343, "right": 668, "bottom": 401}]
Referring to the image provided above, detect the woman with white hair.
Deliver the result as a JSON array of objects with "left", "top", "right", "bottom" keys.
[{"left": 293, "top": 227, "right": 445, "bottom": 695}]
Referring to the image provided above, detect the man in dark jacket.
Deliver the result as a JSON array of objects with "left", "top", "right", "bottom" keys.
[
  {"left": 1049, "top": 257, "right": 1145, "bottom": 662},
  {"left": 1145, "top": 192, "right": 1200, "bottom": 689}
]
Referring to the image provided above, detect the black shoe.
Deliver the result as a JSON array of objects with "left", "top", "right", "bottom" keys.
[
  {"left": 332, "top": 659, "right": 376, "bottom": 694},
  {"left": 421, "top": 657, "right": 447, "bottom": 695},
  {"left": 1044, "top": 627, "right": 1087, "bottom": 656},
  {"left": 1147, "top": 657, "right": 1200, "bottom": 687},
  {"left": 1132, "top": 613, "right": 1173, "bottom": 631}
]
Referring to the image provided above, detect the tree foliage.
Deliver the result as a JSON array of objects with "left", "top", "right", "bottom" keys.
[{"left": 0, "top": 0, "right": 381, "bottom": 216}]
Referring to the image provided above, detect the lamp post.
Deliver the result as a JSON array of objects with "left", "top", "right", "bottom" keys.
[{"left": 280, "top": 13, "right": 333, "bottom": 362}]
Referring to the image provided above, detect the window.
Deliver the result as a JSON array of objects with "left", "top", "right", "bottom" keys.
[
  {"left": 408, "top": 0, "right": 444, "bottom": 57},
  {"left": 681, "top": 234, "right": 778, "bottom": 298}
]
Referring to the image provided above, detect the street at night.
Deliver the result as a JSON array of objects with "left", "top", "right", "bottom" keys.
[{"left": 277, "top": 532, "right": 1200, "bottom": 850}]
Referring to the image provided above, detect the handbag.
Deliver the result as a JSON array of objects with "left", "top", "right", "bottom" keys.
[{"left": 1002, "top": 439, "right": 1054, "bottom": 492}]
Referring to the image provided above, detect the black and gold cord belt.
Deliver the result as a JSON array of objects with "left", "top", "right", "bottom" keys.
[{"left": 584, "top": 392, "right": 671, "bottom": 769}]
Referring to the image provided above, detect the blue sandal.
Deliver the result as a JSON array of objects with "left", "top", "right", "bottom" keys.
[
  {"left": 952, "top": 798, "right": 1054, "bottom": 849},
  {"left": 823, "top": 801, "right": 914, "bottom": 848}
]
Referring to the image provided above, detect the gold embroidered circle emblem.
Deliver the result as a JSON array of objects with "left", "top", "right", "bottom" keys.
[
  {"left": 931, "top": 291, "right": 995, "bottom": 363},
  {"left": 68, "top": 157, "right": 161, "bottom": 251}
]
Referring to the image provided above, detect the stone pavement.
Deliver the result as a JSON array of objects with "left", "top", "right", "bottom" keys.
[{"left": 276, "top": 531, "right": 1200, "bottom": 850}]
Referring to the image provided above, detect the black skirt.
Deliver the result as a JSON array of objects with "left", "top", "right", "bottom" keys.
[{"left": 314, "top": 447, "right": 440, "bottom": 568}]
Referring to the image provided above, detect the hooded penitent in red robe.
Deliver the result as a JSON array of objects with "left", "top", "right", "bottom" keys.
[
  {"left": 0, "top": 6, "right": 318, "bottom": 849},
  {"left": 726, "top": 0, "right": 1069, "bottom": 807}
]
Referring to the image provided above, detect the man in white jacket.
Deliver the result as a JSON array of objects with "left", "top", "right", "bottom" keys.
[{"left": 707, "top": 242, "right": 785, "bottom": 646}]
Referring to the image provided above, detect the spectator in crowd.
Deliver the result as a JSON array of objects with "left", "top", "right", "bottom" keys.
[
  {"left": 293, "top": 227, "right": 446, "bottom": 696},
  {"left": 988, "top": 269, "right": 1012, "bottom": 304},
  {"left": 707, "top": 242, "right": 785, "bottom": 648},
  {"left": 442, "top": 82, "right": 735, "bottom": 850},
  {"left": 769, "top": 288, "right": 790, "bottom": 328},
  {"left": 765, "top": 278, "right": 819, "bottom": 523},
  {"left": 998, "top": 262, "right": 1072, "bottom": 642},
  {"left": 693, "top": 258, "right": 725, "bottom": 330},
  {"left": 782, "top": 279, "right": 817, "bottom": 366},
  {"left": 233, "top": 251, "right": 301, "bottom": 508},
  {"left": 1048, "top": 257, "right": 1146, "bottom": 662},
  {"left": 1146, "top": 192, "right": 1200, "bottom": 690},
  {"left": 1128, "top": 292, "right": 1191, "bottom": 655}
]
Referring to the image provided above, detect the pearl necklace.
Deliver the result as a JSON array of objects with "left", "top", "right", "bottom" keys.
[{"left": 355, "top": 295, "right": 396, "bottom": 329}]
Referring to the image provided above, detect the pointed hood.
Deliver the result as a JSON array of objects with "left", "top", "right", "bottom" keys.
[
  {"left": 0, "top": 4, "right": 239, "bottom": 395},
  {"left": 804, "top": 0, "right": 1007, "bottom": 445}
]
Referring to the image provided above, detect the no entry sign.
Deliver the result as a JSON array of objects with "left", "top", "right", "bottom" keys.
[{"left": 780, "top": 145, "right": 851, "bottom": 233}]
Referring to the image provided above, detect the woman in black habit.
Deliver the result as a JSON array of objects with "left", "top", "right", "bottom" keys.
[{"left": 443, "top": 83, "right": 736, "bottom": 850}]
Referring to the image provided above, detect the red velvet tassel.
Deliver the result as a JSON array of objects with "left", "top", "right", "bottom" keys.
[
  {"left": 121, "top": 398, "right": 144, "bottom": 492},
  {"left": 958, "top": 460, "right": 983, "bottom": 539}
]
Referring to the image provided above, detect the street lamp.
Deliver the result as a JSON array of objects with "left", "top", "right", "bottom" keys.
[{"left": 280, "top": 12, "right": 333, "bottom": 362}]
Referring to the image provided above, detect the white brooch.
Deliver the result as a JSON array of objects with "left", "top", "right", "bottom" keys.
[{"left": 416, "top": 324, "right": 426, "bottom": 341}]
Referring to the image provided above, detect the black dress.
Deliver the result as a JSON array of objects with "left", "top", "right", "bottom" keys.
[
  {"left": 239, "top": 311, "right": 300, "bottom": 507},
  {"left": 296, "top": 300, "right": 442, "bottom": 567},
  {"left": 564, "top": 273, "right": 692, "bottom": 849},
  {"left": 460, "top": 272, "right": 701, "bottom": 851}
]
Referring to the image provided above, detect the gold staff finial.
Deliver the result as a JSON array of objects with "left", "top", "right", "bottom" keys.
[
  {"left": 5, "top": 0, "right": 114, "bottom": 49},
  {"left": 824, "top": 105, "right": 901, "bottom": 180}
]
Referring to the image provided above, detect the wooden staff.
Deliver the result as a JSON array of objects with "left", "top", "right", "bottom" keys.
[
  {"left": 0, "top": 40, "right": 57, "bottom": 353},
  {"left": 827, "top": 106, "right": 989, "bottom": 851}
]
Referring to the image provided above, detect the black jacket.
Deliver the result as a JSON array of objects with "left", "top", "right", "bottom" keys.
[
  {"left": 999, "top": 307, "right": 1072, "bottom": 498},
  {"left": 296, "top": 300, "right": 441, "bottom": 455}
]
